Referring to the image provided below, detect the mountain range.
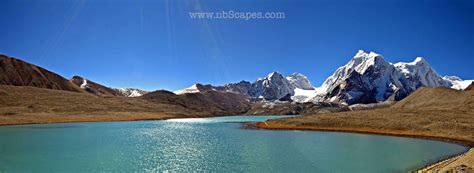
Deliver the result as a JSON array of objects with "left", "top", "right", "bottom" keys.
[
  {"left": 1, "top": 50, "right": 472, "bottom": 109},
  {"left": 175, "top": 50, "right": 472, "bottom": 105}
]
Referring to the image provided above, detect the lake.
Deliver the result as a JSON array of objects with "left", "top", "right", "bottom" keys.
[{"left": 0, "top": 115, "right": 468, "bottom": 172}]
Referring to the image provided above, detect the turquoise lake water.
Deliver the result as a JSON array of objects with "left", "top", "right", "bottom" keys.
[{"left": 0, "top": 115, "right": 468, "bottom": 172}]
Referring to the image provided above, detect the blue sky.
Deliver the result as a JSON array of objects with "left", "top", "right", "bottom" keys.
[{"left": 1, "top": 0, "right": 472, "bottom": 91}]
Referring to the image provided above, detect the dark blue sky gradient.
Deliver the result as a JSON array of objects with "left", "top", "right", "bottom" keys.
[{"left": 1, "top": 0, "right": 472, "bottom": 90}]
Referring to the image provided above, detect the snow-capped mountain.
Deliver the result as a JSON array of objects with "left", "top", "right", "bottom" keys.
[
  {"left": 115, "top": 88, "right": 149, "bottom": 97},
  {"left": 249, "top": 72, "right": 296, "bottom": 100},
  {"left": 174, "top": 72, "right": 316, "bottom": 101},
  {"left": 174, "top": 50, "right": 472, "bottom": 104},
  {"left": 173, "top": 84, "right": 201, "bottom": 95},
  {"left": 307, "top": 50, "right": 472, "bottom": 104}
]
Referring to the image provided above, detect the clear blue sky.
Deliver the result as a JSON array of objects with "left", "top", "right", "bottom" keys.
[{"left": 1, "top": 0, "right": 472, "bottom": 91}]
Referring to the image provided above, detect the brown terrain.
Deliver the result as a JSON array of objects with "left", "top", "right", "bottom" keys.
[
  {"left": 0, "top": 54, "right": 256, "bottom": 125},
  {"left": 257, "top": 85, "right": 474, "bottom": 172}
]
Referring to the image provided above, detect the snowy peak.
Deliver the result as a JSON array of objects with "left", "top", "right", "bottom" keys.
[
  {"left": 259, "top": 71, "right": 285, "bottom": 82},
  {"left": 347, "top": 50, "right": 390, "bottom": 74},
  {"left": 115, "top": 88, "right": 149, "bottom": 97},
  {"left": 393, "top": 57, "right": 448, "bottom": 88},
  {"left": 251, "top": 72, "right": 295, "bottom": 100},
  {"left": 174, "top": 83, "right": 217, "bottom": 95},
  {"left": 267, "top": 71, "right": 282, "bottom": 78},
  {"left": 413, "top": 57, "right": 427, "bottom": 64},
  {"left": 442, "top": 76, "right": 474, "bottom": 90},
  {"left": 174, "top": 84, "right": 201, "bottom": 95},
  {"left": 286, "top": 73, "right": 314, "bottom": 90}
]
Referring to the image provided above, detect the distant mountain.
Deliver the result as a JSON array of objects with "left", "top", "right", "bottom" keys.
[
  {"left": 0, "top": 54, "right": 82, "bottom": 92},
  {"left": 309, "top": 50, "right": 472, "bottom": 104},
  {"left": 175, "top": 71, "right": 316, "bottom": 101},
  {"left": 115, "top": 88, "right": 149, "bottom": 97},
  {"left": 286, "top": 73, "right": 314, "bottom": 90}
]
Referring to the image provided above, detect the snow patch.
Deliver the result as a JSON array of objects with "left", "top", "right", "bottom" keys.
[
  {"left": 80, "top": 79, "right": 88, "bottom": 89},
  {"left": 174, "top": 84, "right": 200, "bottom": 95}
]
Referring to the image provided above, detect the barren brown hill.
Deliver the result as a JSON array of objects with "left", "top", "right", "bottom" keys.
[
  {"left": 0, "top": 84, "right": 255, "bottom": 125},
  {"left": 0, "top": 54, "right": 82, "bottom": 92},
  {"left": 260, "top": 87, "right": 474, "bottom": 146},
  {"left": 141, "top": 90, "right": 252, "bottom": 116},
  {"left": 392, "top": 86, "right": 473, "bottom": 111},
  {"left": 70, "top": 76, "right": 124, "bottom": 96},
  {"left": 0, "top": 85, "right": 198, "bottom": 125}
]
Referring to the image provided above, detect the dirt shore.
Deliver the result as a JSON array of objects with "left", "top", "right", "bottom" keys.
[
  {"left": 417, "top": 148, "right": 474, "bottom": 173},
  {"left": 0, "top": 112, "right": 182, "bottom": 126}
]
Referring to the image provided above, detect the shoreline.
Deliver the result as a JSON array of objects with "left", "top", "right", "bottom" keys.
[
  {"left": 0, "top": 117, "right": 174, "bottom": 127},
  {"left": 416, "top": 148, "right": 474, "bottom": 172},
  {"left": 256, "top": 121, "right": 474, "bottom": 172}
]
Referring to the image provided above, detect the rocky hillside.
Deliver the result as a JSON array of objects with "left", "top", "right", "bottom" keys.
[{"left": 0, "top": 54, "right": 82, "bottom": 92}]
